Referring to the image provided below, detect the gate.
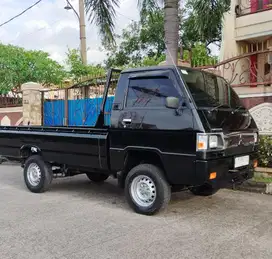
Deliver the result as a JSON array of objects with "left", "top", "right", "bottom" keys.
[{"left": 42, "top": 71, "right": 119, "bottom": 126}]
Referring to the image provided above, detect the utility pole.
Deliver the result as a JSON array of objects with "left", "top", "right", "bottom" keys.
[
  {"left": 78, "top": 0, "right": 87, "bottom": 65},
  {"left": 78, "top": 0, "right": 88, "bottom": 98},
  {"left": 65, "top": 0, "right": 88, "bottom": 98},
  {"left": 65, "top": 0, "right": 87, "bottom": 65}
]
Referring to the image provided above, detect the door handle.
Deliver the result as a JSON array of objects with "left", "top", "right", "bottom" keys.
[{"left": 122, "top": 118, "right": 132, "bottom": 127}]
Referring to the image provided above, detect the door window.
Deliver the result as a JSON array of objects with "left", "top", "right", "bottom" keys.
[{"left": 126, "top": 76, "right": 181, "bottom": 108}]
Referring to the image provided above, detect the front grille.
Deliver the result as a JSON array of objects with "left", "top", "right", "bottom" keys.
[{"left": 224, "top": 133, "right": 255, "bottom": 148}]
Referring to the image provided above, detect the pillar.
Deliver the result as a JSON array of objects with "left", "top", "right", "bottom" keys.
[{"left": 21, "top": 82, "right": 43, "bottom": 126}]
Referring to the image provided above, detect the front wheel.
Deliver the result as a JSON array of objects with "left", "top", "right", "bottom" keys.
[
  {"left": 24, "top": 155, "right": 53, "bottom": 193},
  {"left": 189, "top": 184, "right": 219, "bottom": 196},
  {"left": 125, "top": 164, "right": 171, "bottom": 215}
]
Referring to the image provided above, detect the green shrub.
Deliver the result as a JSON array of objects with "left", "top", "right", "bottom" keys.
[{"left": 257, "top": 136, "right": 272, "bottom": 167}]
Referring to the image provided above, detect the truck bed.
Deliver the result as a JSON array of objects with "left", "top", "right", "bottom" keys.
[{"left": 0, "top": 126, "right": 109, "bottom": 171}]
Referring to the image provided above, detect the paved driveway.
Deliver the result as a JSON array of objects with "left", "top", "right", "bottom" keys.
[{"left": 0, "top": 164, "right": 271, "bottom": 259}]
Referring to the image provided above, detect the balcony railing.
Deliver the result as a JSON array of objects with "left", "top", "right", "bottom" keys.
[
  {"left": 195, "top": 49, "right": 272, "bottom": 88},
  {"left": 236, "top": 0, "right": 272, "bottom": 16}
]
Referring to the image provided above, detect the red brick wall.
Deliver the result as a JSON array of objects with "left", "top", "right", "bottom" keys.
[{"left": 240, "top": 96, "right": 272, "bottom": 110}]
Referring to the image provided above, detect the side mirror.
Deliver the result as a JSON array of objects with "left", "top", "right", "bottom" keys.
[{"left": 165, "top": 97, "right": 180, "bottom": 109}]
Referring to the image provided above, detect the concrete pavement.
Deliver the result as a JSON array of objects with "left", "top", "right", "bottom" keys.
[{"left": 0, "top": 164, "right": 271, "bottom": 259}]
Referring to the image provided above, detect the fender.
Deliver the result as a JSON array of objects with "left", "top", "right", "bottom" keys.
[{"left": 20, "top": 144, "right": 42, "bottom": 156}]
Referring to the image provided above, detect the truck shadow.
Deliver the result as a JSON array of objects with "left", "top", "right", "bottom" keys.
[
  {"left": 51, "top": 176, "right": 125, "bottom": 202},
  {"left": 0, "top": 166, "right": 226, "bottom": 214},
  {"left": 49, "top": 175, "right": 199, "bottom": 211}
]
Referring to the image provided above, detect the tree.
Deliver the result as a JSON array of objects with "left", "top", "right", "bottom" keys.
[
  {"left": 84, "top": 0, "right": 120, "bottom": 45},
  {"left": 84, "top": 0, "right": 180, "bottom": 64},
  {"left": 101, "top": 10, "right": 165, "bottom": 68},
  {"left": 84, "top": 0, "right": 230, "bottom": 65},
  {"left": 185, "top": 0, "right": 231, "bottom": 49},
  {"left": 0, "top": 44, "right": 66, "bottom": 93},
  {"left": 140, "top": 9, "right": 165, "bottom": 58},
  {"left": 183, "top": 43, "right": 218, "bottom": 67},
  {"left": 102, "top": 9, "right": 218, "bottom": 68},
  {"left": 65, "top": 48, "right": 105, "bottom": 82},
  {"left": 164, "top": 0, "right": 179, "bottom": 65},
  {"left": 65, "top": 48, "right": 90, "bottom": 80}
]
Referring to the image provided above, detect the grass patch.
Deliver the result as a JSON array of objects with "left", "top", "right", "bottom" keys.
[{"left": 253, "top": 176, "right": 272, "bottom": 183}]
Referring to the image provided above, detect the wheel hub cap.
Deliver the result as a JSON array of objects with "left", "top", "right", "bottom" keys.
[
  {"left": 27, "top": 163, "right": 41, "bottom": 186},
  {"left": 130, "top": 175, "right": 156, "bottom": 207}
]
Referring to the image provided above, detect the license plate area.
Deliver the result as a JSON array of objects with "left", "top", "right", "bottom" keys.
[{"left": 234, "top": 155, "right": 249, "bottom": 168}]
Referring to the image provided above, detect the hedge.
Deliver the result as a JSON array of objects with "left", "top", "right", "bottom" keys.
[{"left": 257, "top": 136, "right": 272, "bottom": 168}]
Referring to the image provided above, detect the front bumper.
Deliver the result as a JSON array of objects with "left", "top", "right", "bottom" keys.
[{"left": 195, "top": 153, "right": 256, "bottom": 188}]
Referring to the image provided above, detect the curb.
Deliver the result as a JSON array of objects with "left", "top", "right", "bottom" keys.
[
  {"left": 0, "top": 157, "right": 19, "bottom": 166},
  {"left": 232, "top": 180, "right": 272, "bottom": 195},
  {"left": 0, "top": 162, "right": 19, "bottom": 166}
]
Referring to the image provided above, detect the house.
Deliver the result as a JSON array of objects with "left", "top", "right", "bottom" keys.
[{"left": 220, "top": 0, "right": 272, "bottom": 135}]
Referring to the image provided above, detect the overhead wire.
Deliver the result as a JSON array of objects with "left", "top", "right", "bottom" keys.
[
  {"left": 0, "top": 0, "right": 43, "bottom": 28},
  {"left": 115, "top": 10, "right": 135, "bottom": 22}
]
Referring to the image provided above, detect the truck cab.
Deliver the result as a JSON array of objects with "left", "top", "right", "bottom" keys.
[{"left": 108, "top": 65, "right": 258, "bottom": 213}]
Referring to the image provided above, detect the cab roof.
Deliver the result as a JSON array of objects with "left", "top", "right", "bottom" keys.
[{"left": 121, "top": 65, "right": 199, "bottom": 74}]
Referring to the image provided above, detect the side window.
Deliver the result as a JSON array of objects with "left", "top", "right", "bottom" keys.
[
  {"left": 217, "top": 76, "right": 229, "bottom": 103},
  {"left": 218, "top": 77, "right": 241, "bottom": 107},
  {"left": 202, "top": 72, "right": 219, "bottom": 100},
  {"left": 126, "top": 76, "right": 180, "bottom": 108}
]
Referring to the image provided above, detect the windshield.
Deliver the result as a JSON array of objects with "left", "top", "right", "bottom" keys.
[{"left": 180, "top": 68, "right": 243, "bottom": 110}]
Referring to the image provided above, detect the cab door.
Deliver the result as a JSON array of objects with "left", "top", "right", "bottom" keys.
[{"left": 109, "top": 70, "right": 196, "bottom": 184}]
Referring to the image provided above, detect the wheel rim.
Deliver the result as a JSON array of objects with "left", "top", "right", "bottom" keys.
[
  {"left": 27, "top": 163, "right": 41, "bottom": 186},
  {"left": 130, "top": 175, "right": 157, "bottom": 207}
]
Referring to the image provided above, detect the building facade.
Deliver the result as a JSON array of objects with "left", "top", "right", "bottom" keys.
[{"left": 220, "top": 0, "right": 272, "bottom": 134}]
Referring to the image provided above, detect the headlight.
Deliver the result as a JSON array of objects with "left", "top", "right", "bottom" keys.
[
  {"left": 197, "top": 133, "right": 224, "bottom": 151},
  {"left": 209, "top": 135, "right": 218, "bottom": 148}
]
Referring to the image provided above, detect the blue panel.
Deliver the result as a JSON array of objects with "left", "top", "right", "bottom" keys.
[
  {"left": 104, "top": 96, "right": 114, "bottom": 126},
  {"left": 44, "top": 100, "right": 65, "bottom": 126},
  {"left": 44, "top": 96, "right": 114, "bottom": 126},
  {"left": 68, "top": 99, "right": 84, "bottom": 126}
]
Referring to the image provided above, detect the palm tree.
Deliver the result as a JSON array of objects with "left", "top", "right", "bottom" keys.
[
  {"left": 187, "top": 0, "right": 231, "bottom": 48},
  {"left": 84, "top": 0, "right": 230, "bottom": 66},
  {"left": 163, "top": 0, "right": 179, "bottom": 65}
]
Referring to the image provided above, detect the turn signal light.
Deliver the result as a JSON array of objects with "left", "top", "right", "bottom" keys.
[
  {"left": 197, "top": 142, "right": 205, "bottom": 149},
  {"left": 209, "top": 172, "right": 217, "bottom": 180}
]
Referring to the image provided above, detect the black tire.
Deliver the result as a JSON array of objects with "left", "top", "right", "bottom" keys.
[
  {"left": 24, "top": 155, "right": 53, "bottom": 193},
  {"left": 189, "top": 184, "right": 219, "bottom": 196},
  {"left": 125, "top": 164, "right": 171, "bottom": 215},
  {"left": 86, "top": 172, "right": 109, "bottom": 183}
]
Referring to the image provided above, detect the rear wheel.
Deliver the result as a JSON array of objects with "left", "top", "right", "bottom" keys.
[
  {"left": 86, "top": 172, "right": 109, "bottom": 183},
  {"left": 125, "top": 164, "right": 171, "bottom": 215},
  {"left": 24, "top": 155, "right": 53, "bottom": 193},
  {"left": 189, "top": 184, "right": 219, "bottom": 196}
]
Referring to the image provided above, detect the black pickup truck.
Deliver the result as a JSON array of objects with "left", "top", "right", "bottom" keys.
[{"left": 0, "top": 66, "right": 259, "bottom": 215}]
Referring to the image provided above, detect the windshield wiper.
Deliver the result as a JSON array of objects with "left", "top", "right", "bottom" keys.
[
  {"left": 231, "top": 105, "right": 244, "bottom": 114},
  {"left": 209, "top": 104, "right": 229, "bottom": 113}
]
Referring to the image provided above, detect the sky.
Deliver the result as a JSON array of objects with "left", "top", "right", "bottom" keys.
[{"left": 0, "top": 0, "right": 139, "bottom": 65}]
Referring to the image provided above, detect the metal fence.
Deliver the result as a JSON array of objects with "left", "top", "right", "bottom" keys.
[
  {"left": 42, "top": 71, "right": 120, "bottom": 127},
  {"left": 0, "top": 93, "right": 22, "bottom": 108},
  {"left": 195, "top": 49, "right": 272, "bottom": 87}
]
